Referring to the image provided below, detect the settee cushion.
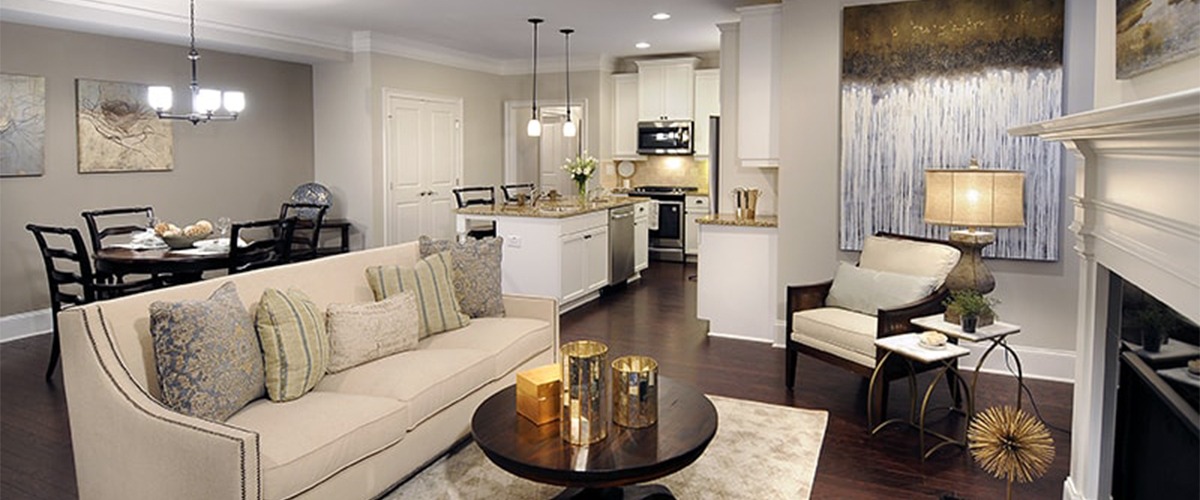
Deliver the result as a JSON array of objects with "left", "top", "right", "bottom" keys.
[
  {"left": 326, "top": 292, "right": 421, "bottom": 373},
  {"left": 256, "top": 288, "right": 330, "bottom": 402},
  {"left": 791, "top": 307, "right": 878, "bottom": 369},
  {"left": 421, "top": 317, "right": 553, "bottom": 378},
  {"left": 315, "top": 348, "right": 494, "bottom": 430},
  {"left": 419, "top": 236, "right": 506, "bottom": 318},
  {"left": 826, "top": 262, "right": 939, "bottom": 316},
  {"left": 366, "top": 251, "right": 471, "bottom": 337},
  {"left": 226, "top": 392, "right": 409, "bottom": 500},
  {"left": 149, "top": 281, "right": 264, "bottom": 422},
  {"left": 858, "top": 235, "right": 961, "bottom": 289}
]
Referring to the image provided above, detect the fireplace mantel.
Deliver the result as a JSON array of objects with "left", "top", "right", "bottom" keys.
[{"left": 1012, "top": 88, "right": 1199, "bottom": 500}]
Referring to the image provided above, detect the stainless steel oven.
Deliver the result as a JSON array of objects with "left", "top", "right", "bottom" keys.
[
  {"left": 637, "top": 121, "right": 693, "bottom": 155},
  {"left": 630, "top": 186, "right": 696, "bottom": 262}
]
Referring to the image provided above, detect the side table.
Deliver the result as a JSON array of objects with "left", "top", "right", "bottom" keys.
[
  {"left": 911, "top": 314, "right": 1024, "bottom": 408},
  {"left": 869, "top": 333, "right": 973, "bottom": 460}
]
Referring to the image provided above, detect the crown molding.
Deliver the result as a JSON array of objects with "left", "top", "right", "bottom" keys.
[{"left": 353, "top": 31, "right": 507, "bottom": 74}]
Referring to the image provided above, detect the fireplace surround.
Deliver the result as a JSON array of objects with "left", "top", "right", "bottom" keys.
[{"left": 1012, "top": 88, "right": 1199, "bottom": 500}]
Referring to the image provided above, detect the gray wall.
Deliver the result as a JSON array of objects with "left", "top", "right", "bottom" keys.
[{"left": 0, "top": 22, "right": 314, "bottom": 316}]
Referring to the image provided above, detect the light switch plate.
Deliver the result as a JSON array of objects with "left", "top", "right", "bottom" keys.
[{"left": 507, "top": 235, "right": 522, "bottom": 248}]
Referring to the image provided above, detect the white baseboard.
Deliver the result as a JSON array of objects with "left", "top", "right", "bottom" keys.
[
  {"left": 1062, "top": 477, "right": 1085, "bottom": 500},
  {"left": 707, "top": 331, "right": 775, "bottom": 344},
  {"left": 1, "top": 308, "right": 52, "bottom": 343}
]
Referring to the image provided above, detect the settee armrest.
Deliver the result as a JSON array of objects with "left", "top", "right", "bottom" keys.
[
  {"left": 502, "top": 294, "right": 560, "bottom": 359},
  {"left": 785, "top": 280, "right": 833, "bottom": 337},
  {"left": 59, "top": 306, "right": 261, "bottom": 500},
  {"left": 875, "top": 287, "right": 950, "bottom": 339}
]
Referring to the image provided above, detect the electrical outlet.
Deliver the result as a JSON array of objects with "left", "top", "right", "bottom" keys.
[{"left": 507, "top": 235, "right": 521, "bottom": 248}]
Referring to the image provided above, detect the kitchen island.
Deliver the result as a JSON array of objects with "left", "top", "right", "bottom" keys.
[
  {"left": 695, "top": 214, "right": 780, "bottom": 345},
  {"left": 457, "top": 198, "right": 649, "bottom": 313}
]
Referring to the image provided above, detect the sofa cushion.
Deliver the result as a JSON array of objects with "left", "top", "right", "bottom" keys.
[
  {"left": 826, "top": 262, "right": 939, "bottom": 316},
  {"left": 325, "top": 292, "right": 421, "bottom": 373},
  {"left": 226, "top": 392, "right": 409, "bottom": 500},
  {"left": 791, "top": 307, "right": 878, "bottom": 369},
  {"left": 419, "top": 236, "right": 506, "bottom": 318},
  {"left": 149, "top": 281, "right": 264, "bottom": 422},
  {"left": 365, "top": 251, "right": 471, "bottom": 337},
  {"left": 858, "top": 235, "right": 961, "bottom": 288},
  {"left": 256, "top": 288, "right": 330, "bottom": 402},
  {"left": 315, "top": 348, "right": 494, "bottom": 430},
  {"left": 420, "top": 317, "right": 552, "bottom": 378}
]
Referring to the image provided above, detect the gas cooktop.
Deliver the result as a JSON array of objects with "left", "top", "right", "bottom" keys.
[{"left": 629, "top": 185, "right": 699, "bottom": 196}]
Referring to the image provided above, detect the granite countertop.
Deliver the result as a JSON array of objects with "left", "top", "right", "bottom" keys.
[
  {"left": 457, "top": 197, "right": 641, "bottom": 219},
  {"left": 697, "top": 214, "right": 778, "bottom": 228}
]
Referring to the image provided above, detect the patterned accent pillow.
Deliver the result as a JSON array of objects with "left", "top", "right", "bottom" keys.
[
  {"left": 326, "top": 292, "right": 421, "bottom": 373},
  {"left": 149, "top": 281, "right": 264, "bottom": 422},
  {"left": 419, "top": 236, "right": 505, "bottom": 318},
  {"left": 255, "top": 288, "right": 329, "bottom": 402},
  {"left": 365, "top": 251, "right": 471, "bottom": 337}
]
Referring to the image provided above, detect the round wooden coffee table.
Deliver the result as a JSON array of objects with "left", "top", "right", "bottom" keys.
[{"left": 471, "top": 376, "right": 717, "bottom": 499}]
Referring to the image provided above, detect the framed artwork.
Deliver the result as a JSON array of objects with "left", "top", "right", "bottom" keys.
[
  {"left": 1117, "top": 0, "right": 1200, "bottom": 78},
  {"left": 0, "top": 73, "right": 47, "bottom": 177},
  {"left": 840, "top": 0, "right": 1064, "bottom": 262},
  {"left": 76, "top": 78, "right": 173, "bottom": 173}
]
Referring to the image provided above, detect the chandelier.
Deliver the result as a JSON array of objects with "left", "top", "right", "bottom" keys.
[{"left": 147, "top": 0, "right": 244, "bottom": 125}]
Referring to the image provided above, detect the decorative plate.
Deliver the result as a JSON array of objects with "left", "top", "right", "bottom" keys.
[
  {"left": 617, "top": 161, "right": 636, "bottom": 178},
  {"left": 918, "top": 340, "right": 947, "bottom": 350},
  {"left": 289, "top": 183, "right": 332, "bottom": 219}
]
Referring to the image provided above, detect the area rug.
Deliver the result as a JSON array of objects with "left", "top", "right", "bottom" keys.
[{"left": 385, "top": 396, "right": 828, "bottom": 499}]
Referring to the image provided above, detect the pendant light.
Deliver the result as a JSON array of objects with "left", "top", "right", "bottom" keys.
[
  {"left": 561, "top": 28, "right": 577, "bottom": 138},
  {"left": 147, "top": 0, "right": 244, "bottom": 125},
  {"left": 526, "top": 18, "right": 544, "bottom": 137}
]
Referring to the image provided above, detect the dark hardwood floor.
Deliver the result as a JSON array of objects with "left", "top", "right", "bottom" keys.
[{"left": 0, "top": 261, "right": 1072, "bottom": 499}]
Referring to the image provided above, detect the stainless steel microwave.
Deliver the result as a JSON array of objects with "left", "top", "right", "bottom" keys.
[{"left": 637, "top": 121, "right": 693, "bottom": 155}]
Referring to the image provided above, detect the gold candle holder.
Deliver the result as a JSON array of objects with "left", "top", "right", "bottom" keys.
[
  {"left": 560, "top": 340, "right": 609, "bottom": 445},
  {"left": 612, "top": 355, "right": 658, "bottom": 428}
]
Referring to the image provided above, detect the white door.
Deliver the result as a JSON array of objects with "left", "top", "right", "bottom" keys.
[{"left": 385, "top": 93, "right": 462, "bottom": 245}]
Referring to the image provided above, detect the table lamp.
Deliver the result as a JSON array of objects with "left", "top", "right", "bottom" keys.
[{"left": 924, "top": 159, "right": 1025, "bottom": 294}]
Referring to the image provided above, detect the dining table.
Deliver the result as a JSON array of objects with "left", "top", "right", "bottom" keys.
[{"left": 94, "top": 245, "right": 233, "bottom": 282}]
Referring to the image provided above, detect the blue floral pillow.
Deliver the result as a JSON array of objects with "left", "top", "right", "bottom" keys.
[{"left": 150, "top": 281, "right": 264, "bottom": 421}]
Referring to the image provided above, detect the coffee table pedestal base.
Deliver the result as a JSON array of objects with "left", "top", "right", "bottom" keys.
[{"left": 553, "top": 485, "right": 674, "bottom": 500}]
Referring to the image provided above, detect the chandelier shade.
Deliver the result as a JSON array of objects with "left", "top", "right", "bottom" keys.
[{"left": 149, "top": 0, "right": 244, "bottom": 125}]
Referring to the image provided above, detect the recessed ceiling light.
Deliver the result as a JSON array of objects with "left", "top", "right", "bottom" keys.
[
  {"left": 652, "top": 12, "right": 671, "bottom": 21},
  {"left": 635, "top": 42, "right": 651, "bottom": 49}
]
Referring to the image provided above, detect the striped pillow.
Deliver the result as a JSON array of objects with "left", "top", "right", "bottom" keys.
[
  {"left": 255, "top": 288, "right": 329, "bottom": 402},
  {"left": 365, "top": 251, "right": 471, "bottom": 337}
]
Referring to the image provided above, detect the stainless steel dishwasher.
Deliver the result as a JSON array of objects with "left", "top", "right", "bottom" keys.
[{"left": 609, "top": 205, "right": 635, "bottom": 284}]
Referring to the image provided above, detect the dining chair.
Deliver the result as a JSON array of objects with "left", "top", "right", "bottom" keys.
[
  {"left": 228, "top": 217, "right": 297, "bottom": 274},
  {"left": 278, "top": 202, "right": 329, "bottom": 262},
  {"left": 81, "top": 206, "right": 155, "bottom": 282},
  {"left": 452, "top": 186, "right": 497, "bottom": 239},
  {"left": 27, "top": 224, "right": 160, "bottom": 381},
  {"left": 500, "top": 183, "right": 535, "bottom": 203}
]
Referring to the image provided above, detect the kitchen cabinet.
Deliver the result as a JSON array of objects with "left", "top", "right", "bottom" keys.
[
  {"left": 634, "top": 201, "right": 649, "bottom": 272},
  {"left": 561, "top": 225, "right": 608, "bottom": 303},
  {"left": 737, "top": 4, "right": 781, "bottom": 168},
  {"left": 692, "top": 69, "right": 721, "bottom": 158},
  {"left": 635, "top": 58, "right": 698, "bottom": 122},
  {"left": 685, "top": 195, "right": 711, "bottom": 256},
  {"left": 612, "top": 74, "right": 641, "bottom": 160}
]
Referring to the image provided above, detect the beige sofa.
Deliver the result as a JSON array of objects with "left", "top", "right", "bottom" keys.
[{"left": 58, "top": 242, "right": 559, "bottom": 500}]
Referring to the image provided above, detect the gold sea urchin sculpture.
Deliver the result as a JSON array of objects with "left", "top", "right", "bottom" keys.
[{"left": 968, "top": 405, "right": 1054, "bottom": 500}]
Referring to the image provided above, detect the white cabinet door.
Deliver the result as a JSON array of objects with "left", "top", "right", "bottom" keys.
[
  {"left": 560, "top": 232, "right": 587, "bottom": 303},
  {"left": 737, "top": 5, "right": 781, "bottom": 168},
  {"left": 584, "top": 228, "right": 610, "bottom": 293},
  {"left": 693, "top": 69, "right": 720, "bottom": 157},
  {"left": 662, "top": 63, "right": 696, "bottom": 121},
  {"left": 612, "top": 74, "right": 640, "bottom": 159},
  {"left": 635, "top": 58, "right": 697, "bottom": 121},
  {"left": 636, "top": 64, "right": 665, "bottom": 121},
  {"left": 685, "top": 196, "right": 710, "bottom": 256},
  {"left": 634, "top": 216, "right": 649, "bottom": 272}
]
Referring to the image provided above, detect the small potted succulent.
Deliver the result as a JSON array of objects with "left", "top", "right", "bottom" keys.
[
  {"left": 1135, "top": 305, "right": 1178, "bottom": 353},
  {"left": 945, "top": 290, "right": 999, "bottom": 333}
]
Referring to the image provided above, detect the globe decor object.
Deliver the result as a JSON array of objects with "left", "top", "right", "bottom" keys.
[
  {"left": 612, "top": 355, "right": 658, "bottom": 428},
  {"left": 561, "top": 340, "right": 609, "bottom": 445},
  {"left": 968, "top": 405, "right": 1055, "bottom": 500}
]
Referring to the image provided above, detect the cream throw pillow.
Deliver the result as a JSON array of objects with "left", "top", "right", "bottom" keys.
[
  {"left": 326, "top": 293, "right": 420, "bottom": 373},
  {"left": 365, "top": 251, "right": 471, "bottom": 337},
  {"left": 826, "top": 262, "right": 939, "bottom": 316},
  {"left": 255, "top": 288, "right": 329, "bottom": 402}
]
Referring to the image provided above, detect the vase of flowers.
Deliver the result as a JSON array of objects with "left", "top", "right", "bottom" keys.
[{"left": 563, "top": 153, "right": 597, "bottom": 205}]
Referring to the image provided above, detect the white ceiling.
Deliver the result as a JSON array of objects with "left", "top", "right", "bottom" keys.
[{"left": 2, "top": 0, "right": 752, "bottom": 72}]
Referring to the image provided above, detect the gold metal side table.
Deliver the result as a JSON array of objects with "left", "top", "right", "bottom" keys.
[
  {"left": 868, "top": 333, "right": 974, "bottom": 460},
  {"left": 911, "top": 314, "right": 1024, "bottom": 408}
]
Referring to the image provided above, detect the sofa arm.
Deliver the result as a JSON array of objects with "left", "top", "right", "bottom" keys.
[
  {"left": 785, "top": 280, "right": 833, "bottom": 337},
  {"left": 59, "top": 306, "right": 261, "bottom": 500},
  {"left": 875, "top": 287, "right": 950, "bottom": 339},
  {"left": 502, "top": 294, "right": 560, "bottom": 360}
]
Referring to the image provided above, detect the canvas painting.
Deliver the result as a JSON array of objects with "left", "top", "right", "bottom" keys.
[
  {"left": 0, "top": 73, "right": 47, "bottom": 177},
  {"left": 77, "top": 78, "right": 173, "bottom": 173},
  {"left": 840, "top": 0, "right": 1064, "bottom": 261},
  {"left": 1117, "top": 0, "right": 1200, "bottom": 78}
]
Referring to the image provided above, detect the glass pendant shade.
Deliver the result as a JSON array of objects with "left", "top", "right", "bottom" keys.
[
  {"left": 562, "top": 119, "right": 577, "bottom": 137},
  {"left": 195, "top": 88, "right": 222, "bottom": 114},
  {"left": 223, "top": 91, "right": 246, "bottom": 113},
  {"left": 527, "top": 117, "right": 542, "bottom": 137},
  {"left": 148, "top": 86, "right": 173, "bottom": 111}
]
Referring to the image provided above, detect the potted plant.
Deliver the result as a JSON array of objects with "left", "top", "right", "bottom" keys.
[
  {"left": 945, "top": 290, "right": 999, "bottom": 333},
  {"left": 1135, "top": 304, "right": 1178, "bottom": 353},
  {"left": 562, "top": 153, "right": 597, "bottom": 205}
]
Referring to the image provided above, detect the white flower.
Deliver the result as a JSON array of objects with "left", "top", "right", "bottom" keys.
[{"left": 562, "top": 152, "right": 598, "bottom": 182}]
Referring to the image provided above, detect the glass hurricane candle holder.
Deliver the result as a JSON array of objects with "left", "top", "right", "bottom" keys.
[
  {"left": 560, "top": 340, "right": 609, "bottom": 445},
  {"left": 612, "top": 355, "right": 658, "bottom": 428}
]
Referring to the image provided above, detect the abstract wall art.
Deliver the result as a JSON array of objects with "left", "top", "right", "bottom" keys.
[
  {"left": 840, "top": 0, "right": 1064, "bottom": 261},
  {"left": 0, "top": 73, "right": 47, "bottom": 177},
  {"left": 76, "top": 78, "right": 173, "bottom": 173},
  {"left": 1117, "top": 0, "right": 1200, "bottom": 78}
]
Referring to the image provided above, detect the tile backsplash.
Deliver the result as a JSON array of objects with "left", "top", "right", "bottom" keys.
[{"left": 600, "top": 156, "right": 710, "bottom": 192}]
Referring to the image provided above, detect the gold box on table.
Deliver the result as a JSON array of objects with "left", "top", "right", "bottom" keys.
[{"left": 516, "top": 364, "right": 561, "bottom": 425}]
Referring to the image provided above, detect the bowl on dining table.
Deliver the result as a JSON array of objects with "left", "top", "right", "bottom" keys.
[{"left": 162, "top": 233, "right": 206, "bottom": 250}]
